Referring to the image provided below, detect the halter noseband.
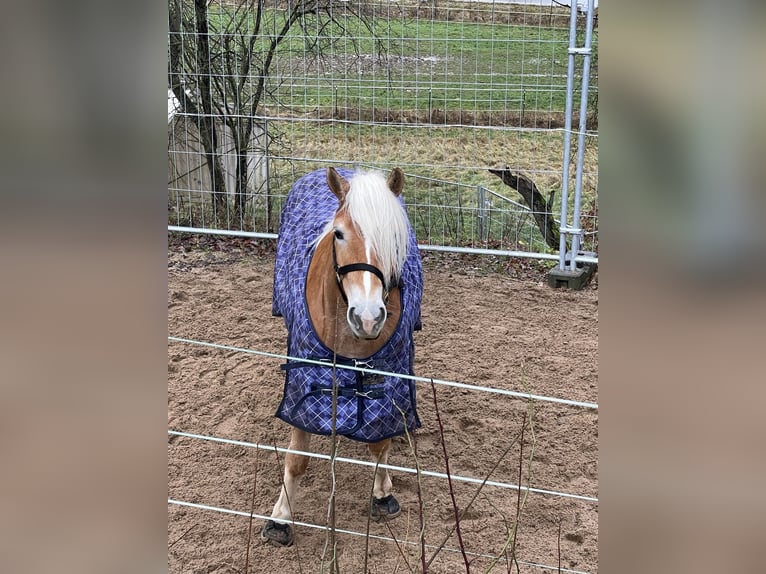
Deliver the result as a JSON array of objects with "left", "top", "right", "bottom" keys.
[{"left": 332, "top": 236, "right": 390, "bottom": 305}]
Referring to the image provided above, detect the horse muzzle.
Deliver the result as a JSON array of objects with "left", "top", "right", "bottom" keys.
[{"left": 348, "top": 305, "right": 386, "bottom": 339}]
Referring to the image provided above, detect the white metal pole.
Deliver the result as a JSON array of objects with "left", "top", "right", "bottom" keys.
[
  {"left": 557, "top": 2, "right": 580, "bottom": 270},
  {"left": 569, "top": 0, "right": 597, "bottom": 271}
]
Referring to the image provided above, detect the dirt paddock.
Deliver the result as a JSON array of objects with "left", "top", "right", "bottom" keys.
[{"left": 168, "top": 237, "right": 598, "bottom": 573}]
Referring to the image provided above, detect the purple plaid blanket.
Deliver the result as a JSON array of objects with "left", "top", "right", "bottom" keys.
[{"left": 272, "top": 168, "right": 423, "bottom": 442}]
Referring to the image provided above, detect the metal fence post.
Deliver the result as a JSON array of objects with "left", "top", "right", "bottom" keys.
[
  {"left": 548, "top": 0, "right": 597, "bottom": 289},
  {"left": 557, "top": 1, "right": 579, "bottom": 271},
  {"left": 569, "top": 0, "right": 597, "bottom": 272},
  {"left": 477, "top": 185, "right": 487, "bottom": 242}
]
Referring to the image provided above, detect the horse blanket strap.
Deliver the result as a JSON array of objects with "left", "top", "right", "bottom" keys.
[
  {"left": 272, "top": 168, "right": 423, "bottom": 443},
  {"left": 280, "top": 355, "right": 386, "bottom": 371}
]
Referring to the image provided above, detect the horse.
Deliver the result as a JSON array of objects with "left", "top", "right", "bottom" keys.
[{"left": 262, "top": 166, "right": 423, "bottom": 547}]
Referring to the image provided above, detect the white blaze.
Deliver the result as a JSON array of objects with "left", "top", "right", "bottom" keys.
[
  {"left": 363, "top": 243, "right": 373, "bottom": 298},
  {"left": 345, "top": 239, "right": 386, "bottom": 338}
]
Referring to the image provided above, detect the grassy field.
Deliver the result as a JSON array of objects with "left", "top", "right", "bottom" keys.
[
  {"left": 169, "top": 120, "right": 598, "bottom": 254},
  {"left": 269, "top": 17, "right": 573, "bottom": 116},
  {"left": 269, "top": 121, "right": 598, "bottom": 252},
  {"left": 170, "top": 2, "right": 598, "bottom": 254},
  {"left": 202, "top": 1, "right": 596, "bottom": 121}
]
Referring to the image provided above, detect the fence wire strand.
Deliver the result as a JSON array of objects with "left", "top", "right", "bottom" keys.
[
  {"left": 168, "top": 429, "right": 598, "bottom": 503},
  {"left": 168, "top": 336, "right": 598, "bottom": 410},
  {"left": 167, "top": 498, "right": 593, "bottom": 574}
]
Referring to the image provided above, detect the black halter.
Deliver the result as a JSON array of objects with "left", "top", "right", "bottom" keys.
[{"left": 332, "top": 236, "right": 390, "bottom": 305}]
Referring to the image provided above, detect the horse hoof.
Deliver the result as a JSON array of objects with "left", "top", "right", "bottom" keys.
[
  {"left": 371, "top": 494, "right": 401, "bottom": 521},
  {"left": 261, "top": 520, "right": 293, "bottom": 547}
]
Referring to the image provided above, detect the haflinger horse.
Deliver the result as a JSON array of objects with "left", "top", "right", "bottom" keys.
[{"left": 262, "top": 166, "right": 423, "bottom": 547}]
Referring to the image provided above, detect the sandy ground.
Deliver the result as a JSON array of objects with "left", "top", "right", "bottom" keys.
[{"left": 168, "top": 238, "right": 598, "bottom": 573}]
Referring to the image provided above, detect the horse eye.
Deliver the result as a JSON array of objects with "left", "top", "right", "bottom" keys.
[{"left": 333, "top": 229, "right": 344, "bottom": 240}]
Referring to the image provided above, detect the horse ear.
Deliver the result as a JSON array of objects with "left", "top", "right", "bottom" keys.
[
  {"left": 326, "top": 167, "right": 350, "bottom": 203},
  {"left": 387, "top": 167, "right": 404, "bottom": 197}
]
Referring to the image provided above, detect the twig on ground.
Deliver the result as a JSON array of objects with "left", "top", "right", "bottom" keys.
[
  {"left": 168, "top": 522, "right": 198, "bottom": 549},
  {"left": 397, "top": 405, "right": 427, "bottom": 573},
  {"left": 480, "top": 494, "right": 512, "bottom": 574},
  {"left": 243, "top": 450, "right": 260, "bottom": 573},
  {"left": 271, "top": 444, "right": 304, "bottom": 573},
  {"left": 363, "top": 457, "right": 382, "bottom": 574},
  {"left": 386, "top": 509, "right": 415, "bottom": 574},
  {"left": 429, "top": 379, "right": 470, "bottom": 572},
  {"left": 481, "top": 399, "right": 536, "bottom": 574},
  {"left": 412, "top": 430, "right": 427, "bottom": 573},
  {"left": 321, "top": 309, "right": 342, "bottom": 574},
  {"left": 425, "top": 422, "right": 525, "bottom": 569}
]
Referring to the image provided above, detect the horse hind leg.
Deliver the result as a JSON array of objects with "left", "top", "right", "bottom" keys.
[
  {"left": 368, "top": 438, "right": 401, "bottom": 521},
  {"left": 262, "top": 427, "right": 311, "bottom": 547}
]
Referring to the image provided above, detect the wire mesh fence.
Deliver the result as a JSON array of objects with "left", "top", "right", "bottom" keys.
[{"left": 167, "top": 0, "right": 598, "bottom": 257}]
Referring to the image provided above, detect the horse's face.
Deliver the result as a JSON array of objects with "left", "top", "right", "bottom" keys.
[
  {"left": 331, "top": 209, "right": 388, "bottom": 339},
  {"left": 325, "top": 166, "right": 405, "bottom": 341}
]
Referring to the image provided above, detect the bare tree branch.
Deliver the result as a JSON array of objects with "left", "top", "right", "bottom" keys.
[
  {"left": 169, "top": 0, "right": 379, "bottom": 224},
  {"left": 488, "top": 167, "right": 563, "bottom": 251}
]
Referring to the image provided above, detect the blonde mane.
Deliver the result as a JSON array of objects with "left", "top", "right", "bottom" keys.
[{"left": 320, "top": 170, "right": 410, "bottom": 281}]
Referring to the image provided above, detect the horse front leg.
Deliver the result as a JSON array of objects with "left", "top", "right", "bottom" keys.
[
  {"left": 262, "top": 427, "right": 311, "bottom": 547},
  {"left": 368, "top": 438, "right": 401, "bottom": 521}
]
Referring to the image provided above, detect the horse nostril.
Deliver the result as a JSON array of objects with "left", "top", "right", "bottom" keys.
[
  {"left": 348, "top": 307, "right": 363, "bottom": 331},
  {"left": 375, "top": 307, "right": 386, "bottom": 327}
]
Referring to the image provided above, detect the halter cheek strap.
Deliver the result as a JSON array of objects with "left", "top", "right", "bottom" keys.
[{"left": 332, "top": 237, "right": 390, "bottom": 304}]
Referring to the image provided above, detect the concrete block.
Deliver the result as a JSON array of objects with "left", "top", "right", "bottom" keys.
[{"left": 547, "top": 263, "right": 597, "bottom": 290}]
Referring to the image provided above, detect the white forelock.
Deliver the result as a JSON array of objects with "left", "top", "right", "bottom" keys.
[{"left": 325, "top": 170, "right": 410, "bottom": 281}]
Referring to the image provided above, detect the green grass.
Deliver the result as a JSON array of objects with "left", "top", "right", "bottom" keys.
[
  {"left": 169, "top": 120, "right": 599, "bottom": 255},
  {"left": 201, "top": 4, "right": 596, "bottom": 119},
  {"left": 271, "top": 16, "right": 577, "bottom": 115}
]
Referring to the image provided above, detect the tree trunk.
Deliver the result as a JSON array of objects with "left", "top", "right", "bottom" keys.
[
  {"left": 488, "top": 168, "right": 562, "bottom": 251},
  {"left": 169, "top": 1, "right": 378, "bottom": 230},
  {"left": 234, "top": 124, "right": 250, "bottom": 223},
  {"left": 169, "top": 0, "right": 228, "bottom": 221},
  {"left": 193, "top": 0, "right": 228, "bottom": 218}
]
